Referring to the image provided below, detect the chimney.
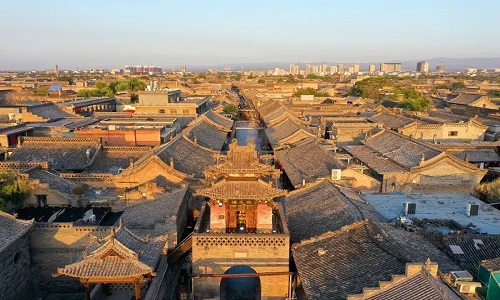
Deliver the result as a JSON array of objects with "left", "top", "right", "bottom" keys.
[
  {"left": 170, "top": 157, "right": 174, "bottom": 167},
  {"left": 464, "top": 153, "right": 470, "bottom": 163},
  {"left": 420, "top": 153, "right": 425, "bottom": 164}
]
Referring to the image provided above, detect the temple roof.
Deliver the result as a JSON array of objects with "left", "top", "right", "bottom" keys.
[
  {"left": 0, "top": 211, "right": 34, "bottom": 254},
  {"left": 9, "top": 137, "right": 101, "bottom": 171},
  {"left": 56, "top": 225, "right": 166, "bottom": 279},
  {"left": 204, "top": 140, "right": 277, "bottom": 178},
  {"left": 276, "top": 138, "right": 344, "bottom": 188},
  {"left": 196, "top": 178, "right": 286, "bottom": 201}
]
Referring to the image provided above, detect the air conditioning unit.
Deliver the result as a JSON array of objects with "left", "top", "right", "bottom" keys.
[
  {"left": 467, "top": 203, "right": 479, "bottom": 217},
  {"left": 404, "top": 202, "right": 417, "bottom": 215},
  {"left": 457, "top": 281, "right": 481, "bottom": 294},
  {"left": 331, "top": 169, "right": 342, "bottom": 181}
]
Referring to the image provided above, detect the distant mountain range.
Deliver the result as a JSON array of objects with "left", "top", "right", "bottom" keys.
[{"left": 183, "top": 57, "right": 500, "bottom": 72}]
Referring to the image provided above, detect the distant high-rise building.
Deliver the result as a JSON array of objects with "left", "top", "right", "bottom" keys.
[
  {"left": 337, "top": 64, "right": 344, "bottom": 73},
  {"left": 305, "top": 64, "right": 313, "bottom": 75},
  {"left": 352, "top": 64, "right": 360, "bottom": 73},
  {"left": 289, "top": 63, "right": 299, "bottom": 75},
  {"left": 380, "top": 63, "right": 401, "bottom": 72},
  {"left": 416, "top": 61, "right": 429, "bottom": 73},
  {"left": 436, "top": 65, "right": 446, "bottom": 73},
  {"left": 368, "top": 64, "right": 376, "bottom": 72},
  {"left": 181, "top": 66, "right": 187, "bottom": 74},
  {"left": 55, "top": 65, "right": 59, "bottom": 77},
  {"left": 319, "top": 64, "right": 327, "bottom": 74}
]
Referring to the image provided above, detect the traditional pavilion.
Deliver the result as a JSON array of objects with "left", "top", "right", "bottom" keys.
[
  {"left": 191, "top": 140, "right": 291, "bottom": 299},
  {"left": 197, "top": 139, "right": 284, "bottom": 233},
  {"left": 55, "top": 222, "right": 167, "bottom": 300}
]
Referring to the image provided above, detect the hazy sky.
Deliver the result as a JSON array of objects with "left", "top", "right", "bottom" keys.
[{"left": 1, "top": 0, "right": 498, "bottom": 70}]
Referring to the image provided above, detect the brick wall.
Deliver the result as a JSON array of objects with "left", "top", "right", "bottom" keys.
[
  {"left": 191, "top": 233, "right": 290, "bottom": 300},
  {"left": 29, "top": 224, "right": 111, "bottom": 296},
  {"left": 0, "top": 234, "right": 36, "bottom": 300}
]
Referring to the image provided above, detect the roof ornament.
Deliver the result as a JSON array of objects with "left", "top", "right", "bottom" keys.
[{"left": 110, "top": 226, "right": 116, "bottom": 244}]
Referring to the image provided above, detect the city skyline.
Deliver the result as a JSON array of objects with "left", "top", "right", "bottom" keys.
[{"left": 1, "top": 0, "right": 500, "bottom": 70}]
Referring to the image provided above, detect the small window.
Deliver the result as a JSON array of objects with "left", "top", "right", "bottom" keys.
[
  {"left": 158, "top": 109, "right": 165, "bottom": 113},
  {"left": 183, "top": 109, "right": 190, "bottom": 114},
  {"left": 448, "top": 131, "right": 458, "bottom": 136},
  {"left": 36, "top": 194, "right": 47, "bottom": 207},
  {"left": 170, "top": 109, "right": 178, "bottom": 114}
]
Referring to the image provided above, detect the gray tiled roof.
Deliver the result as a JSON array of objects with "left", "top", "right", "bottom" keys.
[
  {"left": 361, "top": 270, "right": 460, "bottom": 300},
  {"left": 283, "top": 180, "right": 382, "bottom": 243},
  {"left": 114, "top": 226, "right": 167, "bottom": 268},
  {"left": 455, "top": 149, "right": 500, "bottom": 162},
  {"left": 379, "top": 223, "right": 459, "bottom": 273},
  {"left": 156, "top": 135, "right": 216, "bottom": 178},
  {"left": 27, "top": 103, "right": 75, "bottom": 120},
  {"left": 449, "top": 93, "right": 484, "bottom": 105},
  {"left": 27, "top": 169, "right": 78, "bottom": 194},
  {"left": 121, "top": 187, "right": 188, "bottom": 235},
  {"left": 185, "top": 119, "right": 228, "bottom": 151},
  {"left": 368, "top": 112, "right": 415, "bottom": 129},
  {"left": 292, "top": 220, "right": 408, "bottom": 300},
  {"left": 257, "top": 101, "right": 282, "bottom": 117},
  {"left": 204, "top": 110, "right": 234, "bottom": 130},
  {"left": 9, "top": 137, "right": 101, "bottom": 171},
  {"left": 443, "top": 234, "right": 500, "bottom": 275},
  {"left": 347, "top": 130, "right": 444, "bottom": 173},
  {"left": 265, "top": 118, "right": 311, "bottom": 146},
  {"left": 276, "top": 138, "right": 344, "bottom": 188},
  {"left": 88, "top": 147, "right": 151, "bottom": 174},
  {"left": 0, "top": 211, "right": 33, "bottom": 254},
  {"left": 363, "top": 131, "right": 443, "bottom": 169},
  {"left": 263, "top": 106, "right": 288, "bottom": 124},
  {"left": 345, "top": 145, "right": 408, "bottom": 174}
]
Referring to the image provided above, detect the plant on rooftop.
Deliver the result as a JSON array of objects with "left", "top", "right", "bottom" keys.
[
  {"left": 223, "top": 104, "right": 238, "bottom": 115},
  {"left": 0, "top": 171, "right": 31, "bottom": 212},
  {"left": 474, "top": 178, "right": 500, "bottom": 204}
]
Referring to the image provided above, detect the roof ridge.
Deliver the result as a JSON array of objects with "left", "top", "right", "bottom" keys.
[{"left": 293, "top": 219, "right": 370, "bottom": 247}]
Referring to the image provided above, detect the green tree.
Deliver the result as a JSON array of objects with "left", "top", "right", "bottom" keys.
[
  {"left": 34, "top": 87, "right": 49, "bottom": 95},
  {"left": 451, "top": 82, "right": 465, "bottom": 90},
  {"left": 293, "top": 88, "right": 330, "bottom": 97},
  {"left": 348, "top": 77, "right": 395, "bottom": 100},
  {"left": 395, "top": 87, "right": 433, "bottom": 112},
  {"left": 0, "top": 172, "right": 31, "bottom": 212},
  {"left": 223, "top": 104, "right": 238, "bottom": 114}
]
